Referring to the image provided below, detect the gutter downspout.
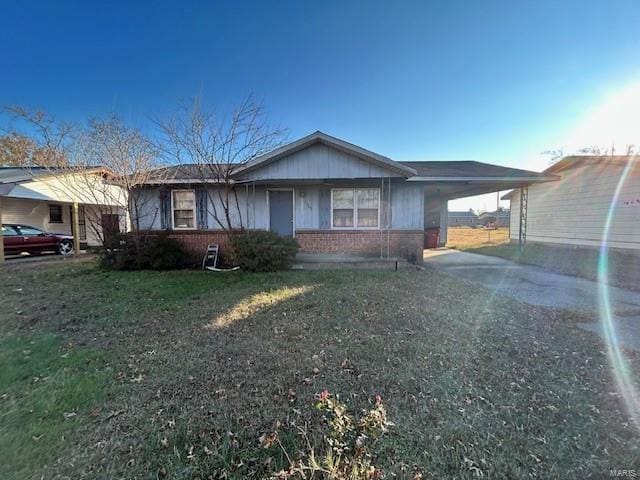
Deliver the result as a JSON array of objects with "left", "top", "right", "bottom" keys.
[
  {"left": 387, "top": 177, "right": 391, "bottom": 259},
  {"left": 380, "top": 178, "right": 384, "bottom": 259},
  {"left": 0, "top": 197, "right": 4, "bottom": 264}
]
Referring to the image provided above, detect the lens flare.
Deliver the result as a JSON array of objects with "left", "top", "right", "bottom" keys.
[{"left": 597, "top": 155, "right": 640, "bottom": 426}]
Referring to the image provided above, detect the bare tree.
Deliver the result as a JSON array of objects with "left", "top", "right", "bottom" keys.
[
  {"left": 544, "top": 143, "right": 638, "bottom": 166},
  {"left": 81, "top": 115, "right": 165, "bottom": 234},
  {"left": 3, "top": 106, "right": 164, "bottom": 244},
  {"left": 155, "top": 95, "right": 286, "bottom": 230}
]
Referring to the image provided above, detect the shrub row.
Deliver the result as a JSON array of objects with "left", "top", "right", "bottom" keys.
[{"left": 99, "top": 231, "right": 299, "bottom": 272}]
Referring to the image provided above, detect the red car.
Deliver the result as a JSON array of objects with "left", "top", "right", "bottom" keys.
[{"left": 2, "top": 224, "right": 74, "bottom": 256}]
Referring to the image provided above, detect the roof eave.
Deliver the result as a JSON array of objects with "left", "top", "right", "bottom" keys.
[{"left": 407, "top": 175, "right": 559, "bottom": 182}]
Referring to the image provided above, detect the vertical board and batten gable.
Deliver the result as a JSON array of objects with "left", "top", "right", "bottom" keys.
[
  {"left": 237, "top": 143, "right": 406, "bottom": 180},
  {"left": 508, "top": 161, "right": 640, "bottom": 249}
]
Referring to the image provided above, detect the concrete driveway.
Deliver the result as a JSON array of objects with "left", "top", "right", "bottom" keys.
[{"left": 424, "top": 249, "right": 640, "bottom": 351}]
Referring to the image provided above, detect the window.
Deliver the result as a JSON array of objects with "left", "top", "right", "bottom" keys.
[
  {"left": 332, "top": 189, "right": 355, "bottom": 228},
  {"left": 331, "top": 188, "right": 380, "bottom": 229},
  {"left": 2, "top": 225, "right": 18, "bottom": 236},
  {"left": 49, "top": 204, "right": 63, "bottom": 223},
  {"left": 17, "top": 226, "right": 44, "bottom": 236},
  {"left": 172, "top": 190, "right": 196, "bottom": 229},
  {"left": 356, "top": 189, "right": 380, "bottom": 228}
]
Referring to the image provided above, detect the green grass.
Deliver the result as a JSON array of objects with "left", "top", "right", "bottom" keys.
[
  {"left": 465, "top": 242, "right": 640, "bottom": 290},
  {"left": 0, "top": 334, "right": 112, "bottom": 480},
  {"left": 1, "top": 262, "right": 639, "bottom": 478}
]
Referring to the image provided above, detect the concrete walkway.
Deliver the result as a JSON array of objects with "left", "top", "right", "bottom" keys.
[{"left": 424, "top": 249, "right": 640, "bottom": 351}]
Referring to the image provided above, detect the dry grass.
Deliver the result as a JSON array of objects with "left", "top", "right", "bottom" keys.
[
  {"left": 446, "top": 227, "right": 510, "bottom": 249},
  {"left": 1, "top": 262, "right": 639, "bottom": 479}
]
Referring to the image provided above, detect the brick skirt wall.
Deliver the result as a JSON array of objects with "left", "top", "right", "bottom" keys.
[
  {"left": 296, "top": 230, "right": 424, "bottom": 263},
  {"left": 162, "top": 230, "right": 241, "bottom": 262},
  {"left": 158, "top": 229, "right": 425, "bottom": 264}
]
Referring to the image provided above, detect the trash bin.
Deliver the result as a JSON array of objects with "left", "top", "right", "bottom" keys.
[{"left": 424, "top": 228, "right": 440, "bottom": 249}]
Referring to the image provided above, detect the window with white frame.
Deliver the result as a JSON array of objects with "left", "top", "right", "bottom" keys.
[
  {"left": 172, "top": 190, "right": 196, "bottom": 229},
  {"left": 331, "top": 188, "right": 380, "bottom": 229}
]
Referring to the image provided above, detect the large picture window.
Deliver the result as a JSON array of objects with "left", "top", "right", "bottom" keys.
[
  {"left": 331, "top": 188, "right": 380, "bottom": 229},
  {"left": 172, "top": 190, "right": 196, "bottom": 229}
]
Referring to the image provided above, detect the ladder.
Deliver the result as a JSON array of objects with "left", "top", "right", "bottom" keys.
[
  {"left": 202, "top": 244, "right": 239, "bottom": 272},
  {"left": 202, "top": 244, "right": 219, "bottom": 270}
]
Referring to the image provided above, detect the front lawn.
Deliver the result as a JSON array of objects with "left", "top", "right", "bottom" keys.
[{"left": 1, "top": 263, "right": 638, "bottom": 478}]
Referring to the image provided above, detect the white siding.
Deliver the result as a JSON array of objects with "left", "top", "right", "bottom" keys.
[
  {"left": 0, "top": 197, "right": 115, "bottom": 246},
  {"left": 508, "top": 162, "right": 640, "bottom": 249},
  {"left": 7, "top": 172, "right": 127, "bottom": 207},
  {"left": 2, "top": 197, "right": 73, "bottom": 235}
]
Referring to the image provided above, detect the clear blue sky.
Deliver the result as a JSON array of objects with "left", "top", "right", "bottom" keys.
[{"left": 3, "top": 1, "right": 640, "bottom": 210}]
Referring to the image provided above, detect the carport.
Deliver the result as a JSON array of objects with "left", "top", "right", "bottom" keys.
[{"left": 399, "top": 161, "right": 558, "bottom": 246}]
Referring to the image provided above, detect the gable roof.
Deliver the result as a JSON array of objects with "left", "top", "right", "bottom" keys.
[
  {"left": 502, "top": 155, "right": 639, "bottom": 200},
  {"left": 0, "top": 166, "right": 112, "bottom": 185},
  {"left": 399, "top": 160, "right": 557, "bottom": 182},
  {"left": 0, "top": 166, "right": 56, "bottom": 184},
  {"left": 144, "top": 164, "right": 221, "bottom": 184},
  {"left": 234, "top": 131, "right": 417, "bottom": 177},
  {"left": 544, "top": 155, "right": 638, "bottom": 175},
  {"left": 142, "top": 133, "right": 559, "bottom": 192}
]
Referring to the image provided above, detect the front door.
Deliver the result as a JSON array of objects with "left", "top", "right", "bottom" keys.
[
  {"left": 101, "top": 214, "right": 120, "bottom": 242},
  {"left": 269, "top": 190, "right": 294, "bottom": 237}
]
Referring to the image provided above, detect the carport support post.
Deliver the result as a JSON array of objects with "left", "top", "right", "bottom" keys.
[
  {"left": 72, "top": 202, "right": 81, "bottom": 256},
  {"left": 0, "top": 197, "right": 4, "bottom": 264},
  {"left": 518, "top": 187, "right": 528, "bottom": 252}
]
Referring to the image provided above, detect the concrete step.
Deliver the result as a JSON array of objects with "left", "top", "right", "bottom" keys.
[{"left": 292, "top": 253, "right": 417, "bottom": 270}]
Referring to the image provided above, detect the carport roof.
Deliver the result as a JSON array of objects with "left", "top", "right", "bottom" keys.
[
  {"left": 400, "top": 160, "right": 558, "bottom": 201},
  {"left": 400, "top": 160, "right": 556, "bottom": 182}
]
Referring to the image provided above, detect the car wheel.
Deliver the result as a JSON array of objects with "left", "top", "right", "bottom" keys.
[{"left": 58, "top": 240, "right": 74, "bottom": 256}]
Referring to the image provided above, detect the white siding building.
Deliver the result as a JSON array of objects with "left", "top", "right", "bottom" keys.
[
  {"left": 504, "top": 156, "right": 640, "bottom": 250},
  {"left": 0, "top": 167, "right": 128, "bottom": 246}
]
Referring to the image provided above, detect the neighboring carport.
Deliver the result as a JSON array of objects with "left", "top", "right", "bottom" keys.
[{"left": 400, "top": 161, "right": 558, "bottom": 246}]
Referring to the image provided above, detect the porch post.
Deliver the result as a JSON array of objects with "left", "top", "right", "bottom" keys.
[
  {"left": 72, "top": 201, "right": 81, "bottom": 256},
  {"left": 0, "top": 197, "right": 4, "bottom": 264}
]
